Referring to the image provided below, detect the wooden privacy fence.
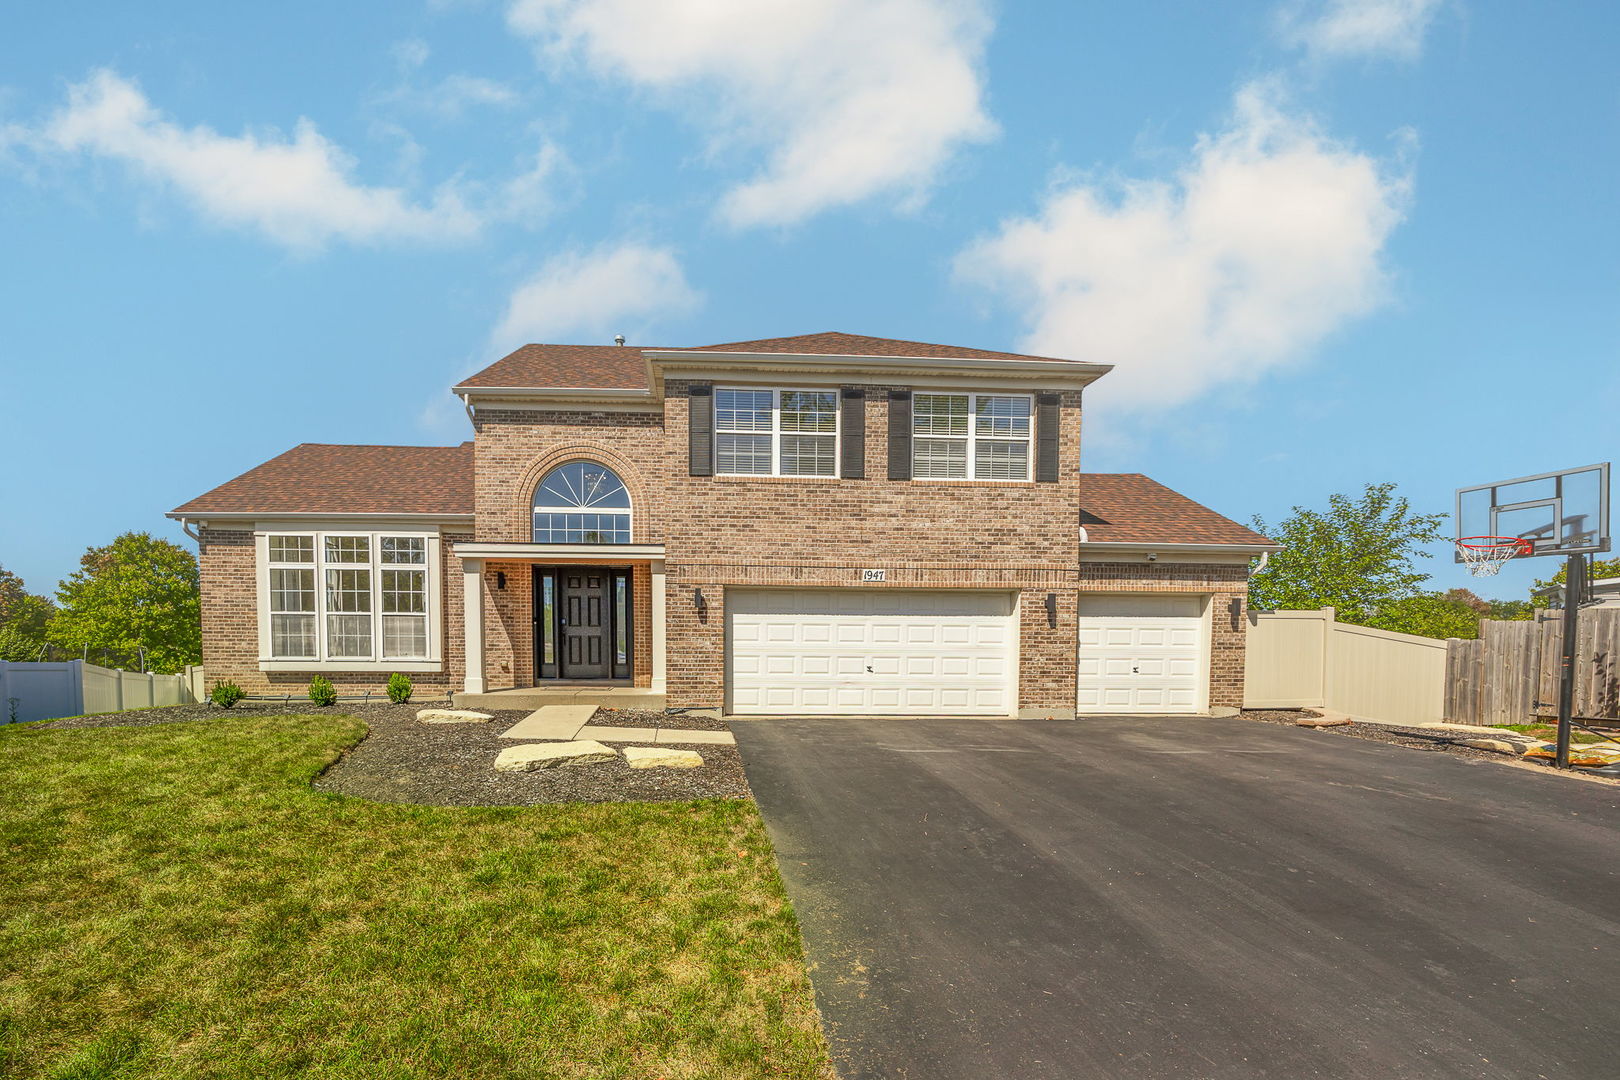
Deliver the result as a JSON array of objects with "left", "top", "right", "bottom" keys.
[
  {"left": 1245, "top": 608, "right": 1448, "bottom": 726},
  {"left": 0, "top": 660, "right": 199, "bottom": 724},
  {"left": 1445, "top": 608, "right": 1620, "bottom": 727}
]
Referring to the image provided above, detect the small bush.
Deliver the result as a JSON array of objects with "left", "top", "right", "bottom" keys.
[
  {"left": 307, "top": 676, "right": 338, "bottom": 707},
  {"left": 386, "top": 672, "right": 413, "bottom": 705},
  {"left": 210, "top": 682, "right": 245, "bottom": 709}
]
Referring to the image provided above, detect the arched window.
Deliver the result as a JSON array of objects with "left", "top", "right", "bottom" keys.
[{"left": 532, "top": 461, "right": 632, "bottom": 544}]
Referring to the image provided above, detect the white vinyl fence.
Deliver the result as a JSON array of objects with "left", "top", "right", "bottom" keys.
[
  {"left": 0, "top": 660, "right": 199, "bottom": 725},
  {"left": 1245, "top": 608, "right": 1449, "bottom": 726}
]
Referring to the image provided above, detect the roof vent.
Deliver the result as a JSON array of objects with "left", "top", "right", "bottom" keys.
[{"left": 613, "top": 333, "right": 626, "bottom": 346}]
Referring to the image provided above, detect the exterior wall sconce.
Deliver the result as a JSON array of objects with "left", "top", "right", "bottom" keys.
[
  {"left": 496, "top": 571, "right": 507, "bottom": 590},
  {"left": 1045, "top": 592, "right": 1058, "bottom": 628},
  {"left": 693, "top": 587, "right": 707, "bottom": 614}
]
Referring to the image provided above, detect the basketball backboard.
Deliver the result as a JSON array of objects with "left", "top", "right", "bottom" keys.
[{"left": 1455, "top": 462, "right": 1611, "bottom": 563}]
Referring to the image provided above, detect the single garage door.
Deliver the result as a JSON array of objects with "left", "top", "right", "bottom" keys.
[
  {"left": 727, "top": 589, "right": 1017, "bottom": 715},
  {"left": 1077, "top": 594, "right": 1207, "bottom": 713}
]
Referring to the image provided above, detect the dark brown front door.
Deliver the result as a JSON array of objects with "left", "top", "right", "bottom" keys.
[{"left": 559, "top": 570, "right": 611, "bottom": 679}]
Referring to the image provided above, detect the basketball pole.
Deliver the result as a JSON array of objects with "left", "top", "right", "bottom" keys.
[{"left": 1554, "top": 552, "right": 1587, "bottom": 770}]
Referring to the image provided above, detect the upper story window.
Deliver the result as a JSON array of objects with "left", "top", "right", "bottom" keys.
[
  {"left": 533, "top": 461, "right": 632, "bottom": 543},
  {"left": 913, "top": 393, "right": 1033, "bottom": 481},
  {"left": 263, "top": 531, "right": 434, "bottom": 663},
  {"left": 715, "top": 388, "right": 838, "bottom": 477}
]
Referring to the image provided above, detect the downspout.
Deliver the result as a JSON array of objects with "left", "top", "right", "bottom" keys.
[
  {"left": 459, "top": 392, "right": 477, "bottom": 428},
  {"left": 178, "top": 518, "right": 200, "bottom": 542}
]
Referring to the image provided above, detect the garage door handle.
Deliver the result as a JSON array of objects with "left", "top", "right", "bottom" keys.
[
  {"left": 866, "top": 665, "right": 873, "bottom": 673},
  {"left": 1132, "top": 666, "right": 1139, "bottom": 674}
]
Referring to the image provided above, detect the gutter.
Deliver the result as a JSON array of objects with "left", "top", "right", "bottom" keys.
[{"left": 1080, "top": 540, "right": 1282, "bottom": 556}]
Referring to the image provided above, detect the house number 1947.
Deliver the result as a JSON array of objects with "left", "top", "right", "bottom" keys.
[{"left": 860, "top": 569, "right": 887, "bottom": 582}]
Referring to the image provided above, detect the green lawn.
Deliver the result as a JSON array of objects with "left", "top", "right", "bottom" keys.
[{"left": 0, "top": 715, "right": 830, "bottom": 1079}]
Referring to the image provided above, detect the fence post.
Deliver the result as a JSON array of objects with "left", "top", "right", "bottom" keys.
[
  {"left": 69, "top": 660, "right": 85, "bottom": 718},
  {"left": 0, "top": 661, "right": 9, "bottom": 723}
]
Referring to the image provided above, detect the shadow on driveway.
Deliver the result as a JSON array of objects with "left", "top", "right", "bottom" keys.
[{"left": 734, "top": 715, "right": 1620, "bottom": 1080}]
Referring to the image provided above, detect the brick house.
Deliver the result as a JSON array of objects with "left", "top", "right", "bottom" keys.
[{"left": 169, "top": 332, "right": 1274, "bottom": 717}]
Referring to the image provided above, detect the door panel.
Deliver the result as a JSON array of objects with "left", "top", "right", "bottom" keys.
[{"left": 560, "top": 571, "right": 610, "bottom": 679}]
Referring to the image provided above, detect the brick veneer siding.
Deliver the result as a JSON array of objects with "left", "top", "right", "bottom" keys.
[
  {"left": 196, "top": 525, "right": 467, "bottom": 699},
  {"left": 469, "top": 383, "right": 1088, "bottom": 711},
  {"left": 1078, "top": 561, "right": 1250, "bottom": 711}
]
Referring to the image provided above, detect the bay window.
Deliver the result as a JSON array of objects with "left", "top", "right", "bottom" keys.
[
  {"left": 913, "top": 393, "right": 1032, "bottom": 481},
  {"left": 260, "top": 530, "right": 438, "bottom": 667}
]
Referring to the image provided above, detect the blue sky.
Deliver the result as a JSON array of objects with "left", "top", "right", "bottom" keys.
[{"left": 2, "top": 0, "right": 1615, "bottom": 602}]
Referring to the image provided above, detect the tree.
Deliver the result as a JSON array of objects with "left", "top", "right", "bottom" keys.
[
  {"left": 1486, "top": 598, "right": 1536, "bottom": 621},
  {"left": 1371, "top": 591, "right": 1484, "bottom": 640},
  {"left": 1530, "top": 557, "right": 1620, "bottom": 598},
  {"left": 0, "top": 566, "right": 55, "bottom": 661},
  {"left": 1249, "top": 483, "right": 1447, "bottom": 629},
  {"left": 48, "top": 533, "right": 201, "bottom": 673}
]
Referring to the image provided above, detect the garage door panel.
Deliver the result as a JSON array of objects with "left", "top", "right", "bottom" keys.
[
  {"left": 729, "top": 589, "right": 1017, "bottom": 716},
  {"left": 1078, "top": 596, "right": 1206, "bottom": 715}
]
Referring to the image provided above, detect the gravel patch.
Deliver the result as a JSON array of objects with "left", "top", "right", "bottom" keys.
[
  {"left": 587, "top": 707, "right": 732, "bottom": 733},
  {"left": 1241, "top": 709, "right": 1620, "bottom": 779},
  {"left": 312, "top": 712, "right": 750, "bottom": 806}
]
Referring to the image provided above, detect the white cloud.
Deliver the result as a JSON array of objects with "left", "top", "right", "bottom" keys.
[
  {"left": 956, "top": 83, "right": 1410, "bottom": 414},
  {"left": 491, "top": 242, "right": 700, "bottom": 350},
  {"left": 505, "top": 0, "right": 996, "bottom": 227},
  {"left": 1278, "top": 0, "right": 1442, "bottom": 61},
  {"left": 33, "top": 70, "right": 479, "bottom": 250}
]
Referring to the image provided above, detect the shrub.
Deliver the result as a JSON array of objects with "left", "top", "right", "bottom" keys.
[
  {"left": 210, "top": 682, "right": 245, "bottom": 709},
  {"left": 307, "top": 676, "right": 338, "bottom": 707},
  {"left": 386, "top": 672, "right": 413, "bottom": 705}
]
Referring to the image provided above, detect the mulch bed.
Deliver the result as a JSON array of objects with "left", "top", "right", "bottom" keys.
[
  {"left": 41, "top": 702, "right": 751, "bottom": 806},
  {"left": 588, "top": 707, "right": 731, "bottom": 732}
]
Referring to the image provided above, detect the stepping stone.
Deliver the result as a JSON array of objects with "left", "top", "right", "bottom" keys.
[
  {"left": 623, "top": 746, "right": 704, "bottom": 769},
  {"left": 417, "top": 709, "right": 493, "bottom": 724},
  {"left": 494, "top": 740, "right": 617, "bottom": 772}
]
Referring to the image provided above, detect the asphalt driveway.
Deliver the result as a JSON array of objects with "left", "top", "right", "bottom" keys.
[{"left": 733, "top": 716, "right": 1620, "bottom": 1079}]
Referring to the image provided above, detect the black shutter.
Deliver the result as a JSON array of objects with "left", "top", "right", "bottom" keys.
[
  {"left": 887, "top": 389, "right": 912, "bottom": 480},
  {"left": 1035, "top": 392, "right": 1061, "bottom": 483},
  {"left": 840, "top": 388, "right": 865, "bottom": 479},
  {"left": 688, "top": 383, "right": 713, "bottom": 477}
]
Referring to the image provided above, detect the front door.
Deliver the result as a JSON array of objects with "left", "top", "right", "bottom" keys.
[{"left": 559, "top": 569, "right": 612, "bottom": 678}]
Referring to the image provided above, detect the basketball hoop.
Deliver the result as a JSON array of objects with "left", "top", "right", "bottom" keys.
[{"left": 1455, "top": 536, "right": 1533, "bottom": 577}]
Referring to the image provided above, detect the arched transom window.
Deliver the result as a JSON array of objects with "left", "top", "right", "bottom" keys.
[{"left": 532, "top": 461, "right": 632, "bottom": 544}]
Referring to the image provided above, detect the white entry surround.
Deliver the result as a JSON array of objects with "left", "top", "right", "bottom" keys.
[
  {"left": 727, "top": 588, "right": 1018, "bottom": 716},
  {"left": 1077, "top": 594, "right": 1209, "bottom": 714}
]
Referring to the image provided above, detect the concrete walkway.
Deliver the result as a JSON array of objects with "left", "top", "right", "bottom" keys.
[{"left": 499, "top": 704, "right": 735, "bottom": 746}]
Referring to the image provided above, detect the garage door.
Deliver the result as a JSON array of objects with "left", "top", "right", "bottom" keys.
[
  {"left": 727, "top": 589, "right": 1017, "bottom": 715},
  {"left": 1077, "top": 595, "right": 1206, "bottom": 713}
]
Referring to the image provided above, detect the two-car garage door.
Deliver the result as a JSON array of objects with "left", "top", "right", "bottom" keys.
[{"left": 727, "top": 589, "right": 1016, "bottom": 715}]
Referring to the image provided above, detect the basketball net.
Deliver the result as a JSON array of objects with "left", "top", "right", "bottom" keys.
[{"left": 1455, "top": 536, "right": 1534, "bottom": 577}]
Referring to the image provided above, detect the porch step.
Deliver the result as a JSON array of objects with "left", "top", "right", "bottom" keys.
[{"left": 454, "top": 687, "right": 665, "bottom": 711}]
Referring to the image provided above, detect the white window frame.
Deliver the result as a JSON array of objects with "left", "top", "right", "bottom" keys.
[
  {"left": 714, "top": 386, "right": 841, "bottom": 478},
  {"left": 912, "top": 391, "right": 1034, "bottom": 482},
  {"left": 255, "top": 528, "right": 442, "bottom": 672}
]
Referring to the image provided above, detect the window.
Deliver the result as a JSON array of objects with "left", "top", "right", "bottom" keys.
[
  {"left": 715, "top": 388, "right": 837, "bottom": 476},
  {"left": 262, "top": 531, "right": 436, "bottom": 664},
  {"left": 913, "top": 393, "right": 1032, "bottom": 480},
  {"left": 533, "top": 461, "right": 632, "bottom": 543}
]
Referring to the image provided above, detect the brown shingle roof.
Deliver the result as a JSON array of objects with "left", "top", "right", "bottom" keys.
[
  {"left": 678, "top": 331, "right": 1081, "bottom": 364},
  {"left": 455, "top": 344, "right": 653, "bottom": 390},
  {"left": 171, "top": 443, "right": 474, "bottom": 517},
  {"left": 456, "top": 332, "right": 1092, "bottom": 391},
  {"left": 1079, "top": 474, "right": 1273, "bottom": 547}
]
